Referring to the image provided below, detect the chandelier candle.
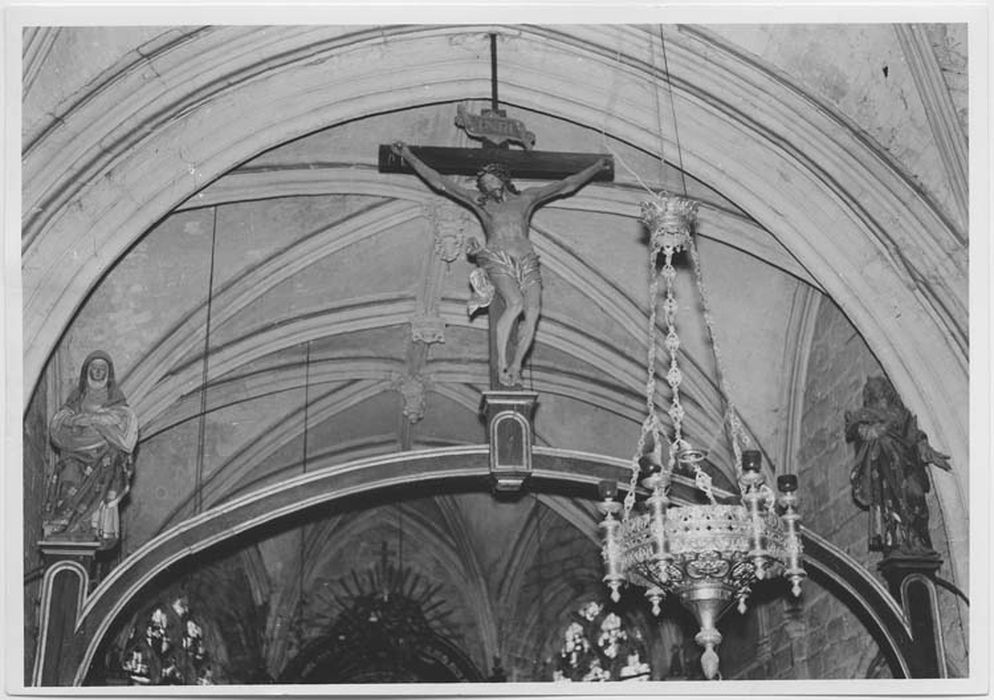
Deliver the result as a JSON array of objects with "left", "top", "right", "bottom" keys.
[{"left": 598, "top": 193, "right": 806, "bottom": 680}]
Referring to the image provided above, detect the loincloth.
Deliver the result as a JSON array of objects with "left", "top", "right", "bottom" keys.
[
  {"left": 476, "top": 247, "right": 542, "bottom": 288},
  {"left": 467, "top": 246, "right": 542, "bottom": 315}
]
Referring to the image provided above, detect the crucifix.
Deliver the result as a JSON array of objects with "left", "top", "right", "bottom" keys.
[{"left": 379, "top": 33, "right": 614, "bottom": 390}]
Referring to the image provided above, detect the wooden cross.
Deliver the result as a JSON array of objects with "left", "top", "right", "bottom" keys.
[
  {"left": 379, "top": 140, "right": 612, "bottom": 392},
  {"left": 376, "top": 34, "right": 615, "bottom": 494}
]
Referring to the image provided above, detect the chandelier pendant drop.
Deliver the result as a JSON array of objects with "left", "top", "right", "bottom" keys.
[{"left": 599, "top": 193, "right": 806, "bottom": 680}]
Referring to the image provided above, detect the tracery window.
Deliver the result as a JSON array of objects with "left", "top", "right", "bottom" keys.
[
  {"left": 120, "top": 597, "right": 214, "bottom": 685},
  {"left": 552, "top": 601, "right": 652, "bottom": 682}
]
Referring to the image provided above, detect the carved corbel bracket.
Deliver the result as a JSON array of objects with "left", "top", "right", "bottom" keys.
[{"left": 410, "top": 314, "right": 446, "bottom": 345}]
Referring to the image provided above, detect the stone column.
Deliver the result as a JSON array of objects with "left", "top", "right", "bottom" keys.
[
  {"left": 31, "top": 540, "right": 100, "bottom": 686},
  {"left": 878, "top": 552, "right": 947, "bottom": 678}
]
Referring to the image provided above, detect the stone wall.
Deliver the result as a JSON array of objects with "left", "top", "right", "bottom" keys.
[
  {"left": 718, "top": 298, "right": 889, "bottom": 679},
  {"left": 796, "top": 300, "right": 885, "bottom": 570},
  {"left": 706, "top": 23, "right": 967, "bottom": 232},
  {"left": 731, "top": 297, "right": 968, "bottom": 679}
]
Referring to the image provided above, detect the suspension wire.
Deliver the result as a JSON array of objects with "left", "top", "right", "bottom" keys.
[
  {"left": 659, "top": 24, "right": 689, "bottom": 197},
  {"left": 606, "top": 146, "right": 659, "bottom": 199},
  {"left": 599, "top": 31, "right": 659, "bottom": 200},
  {"left": 301, "top": 341, "right": 312, "bottom": 476},
  {"left": 397, "top": 500, "right": 403, "bottom": 573},
  {"left": 600, "top": 38, "right": 623, "bottom": 143},
  {"left": 296, "top": 341, "right": 312, "bottom": 646},
  {"left": 535, "top": 503, "right": 548, "bottom": 675},
  {"left": 649, "top": 24, "right": 667, "bottom": 186},
  {"left": 193, "top": 207, "right": 219, "bottom": 516}
]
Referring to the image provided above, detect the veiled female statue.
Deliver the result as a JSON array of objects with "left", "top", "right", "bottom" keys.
[{"left": 45, "top": 351, "right": 138, "bottom": 546}]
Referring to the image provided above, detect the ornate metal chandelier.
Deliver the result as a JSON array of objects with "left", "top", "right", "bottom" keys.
[{"left": 598, "top": 194, "right": 806, "bottom": 680}]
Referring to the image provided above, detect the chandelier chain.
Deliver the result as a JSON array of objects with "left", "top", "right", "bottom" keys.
[
  {"left": 659, "top": 245, "right": 717, "bottom": 504},
  {"left": 624, "top": 256, "right": 663, "bottom": 518},
  {"left": 662, "top": 249, "right": 683, "bottom": 449},
  {"left": 687, "top": 237, "right": 751, "bottom": 480}
]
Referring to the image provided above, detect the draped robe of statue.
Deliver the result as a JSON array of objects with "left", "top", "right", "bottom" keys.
[
  {"left": 46, "top": 351, "right": 138, "bottom": 545},
  {"left": 845, "top": 376, "right": 950, "bottom": 554}
]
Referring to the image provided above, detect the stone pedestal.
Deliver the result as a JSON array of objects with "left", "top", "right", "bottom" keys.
[
  {"left": 878, "top": 551, "right": 947, "bottom": 678},
  {"left": 32, "top": 540, "right": 100, "bottom": 686},
  {"left": 481, "top": 391, "right": 538, "bottom": 493}
]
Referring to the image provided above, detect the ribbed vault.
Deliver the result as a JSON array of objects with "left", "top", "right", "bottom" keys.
[{"left": 21, "top": 27, "right": 968, "bottom": 586}]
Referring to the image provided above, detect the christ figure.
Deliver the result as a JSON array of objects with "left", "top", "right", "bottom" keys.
[{"left": 392, "top": 142, "right": 609, "bottom": 386}]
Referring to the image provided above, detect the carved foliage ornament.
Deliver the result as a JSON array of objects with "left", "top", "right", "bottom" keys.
[
  {"left": 410, "top": 314, "right": 445, "bottom": 345},
  {"left": 394, "top": 374, "right": 428, "bottom": 424},
  {"left": 423, "top": 201, "right": 473, "bottom": 263}
]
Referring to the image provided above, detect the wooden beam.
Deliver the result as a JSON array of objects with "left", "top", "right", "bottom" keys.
[{"left": 378, "top": 145, "right": 614, "bottom": 182}]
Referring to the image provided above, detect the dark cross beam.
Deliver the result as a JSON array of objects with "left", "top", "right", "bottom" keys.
[{"left": 378, "top": 145, "right": 614, "bottom": 182}]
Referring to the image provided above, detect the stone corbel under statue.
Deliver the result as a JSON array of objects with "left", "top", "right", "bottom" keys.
[{"left": 481, "top": 391, "right": 538, "bottom": 493}]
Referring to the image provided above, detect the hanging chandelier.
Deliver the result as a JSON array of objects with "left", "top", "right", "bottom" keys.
[{"left": 598, "top": 193, "right": 805, "bottom": 680}]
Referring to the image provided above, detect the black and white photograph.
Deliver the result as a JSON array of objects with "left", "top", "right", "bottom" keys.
[{"left": 5, "top": 3, "right": 987, "bottom": 695}]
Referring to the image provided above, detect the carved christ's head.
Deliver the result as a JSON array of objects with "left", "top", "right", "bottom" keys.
[{"left": 476, "top": 163, "right": 519, "bottom": 203}]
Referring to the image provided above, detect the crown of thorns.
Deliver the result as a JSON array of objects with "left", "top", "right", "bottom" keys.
[{"left": 476, "top": 163, "right": 513, "bottom": 182}]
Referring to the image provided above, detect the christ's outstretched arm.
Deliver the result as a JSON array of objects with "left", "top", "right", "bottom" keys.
[
  {"left": 392, "top": 142, "right": 482, "bottom": 214},
  {"left": 523, "top": 157, "right": 612, "bottom": 208}
]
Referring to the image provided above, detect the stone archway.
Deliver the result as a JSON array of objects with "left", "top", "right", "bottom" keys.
[
  {"left": 21, "top": 446, "right": 917, "bottom": 685},
  {"left": 22, "top": 26, "right": 968, "bottom": 592}
]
